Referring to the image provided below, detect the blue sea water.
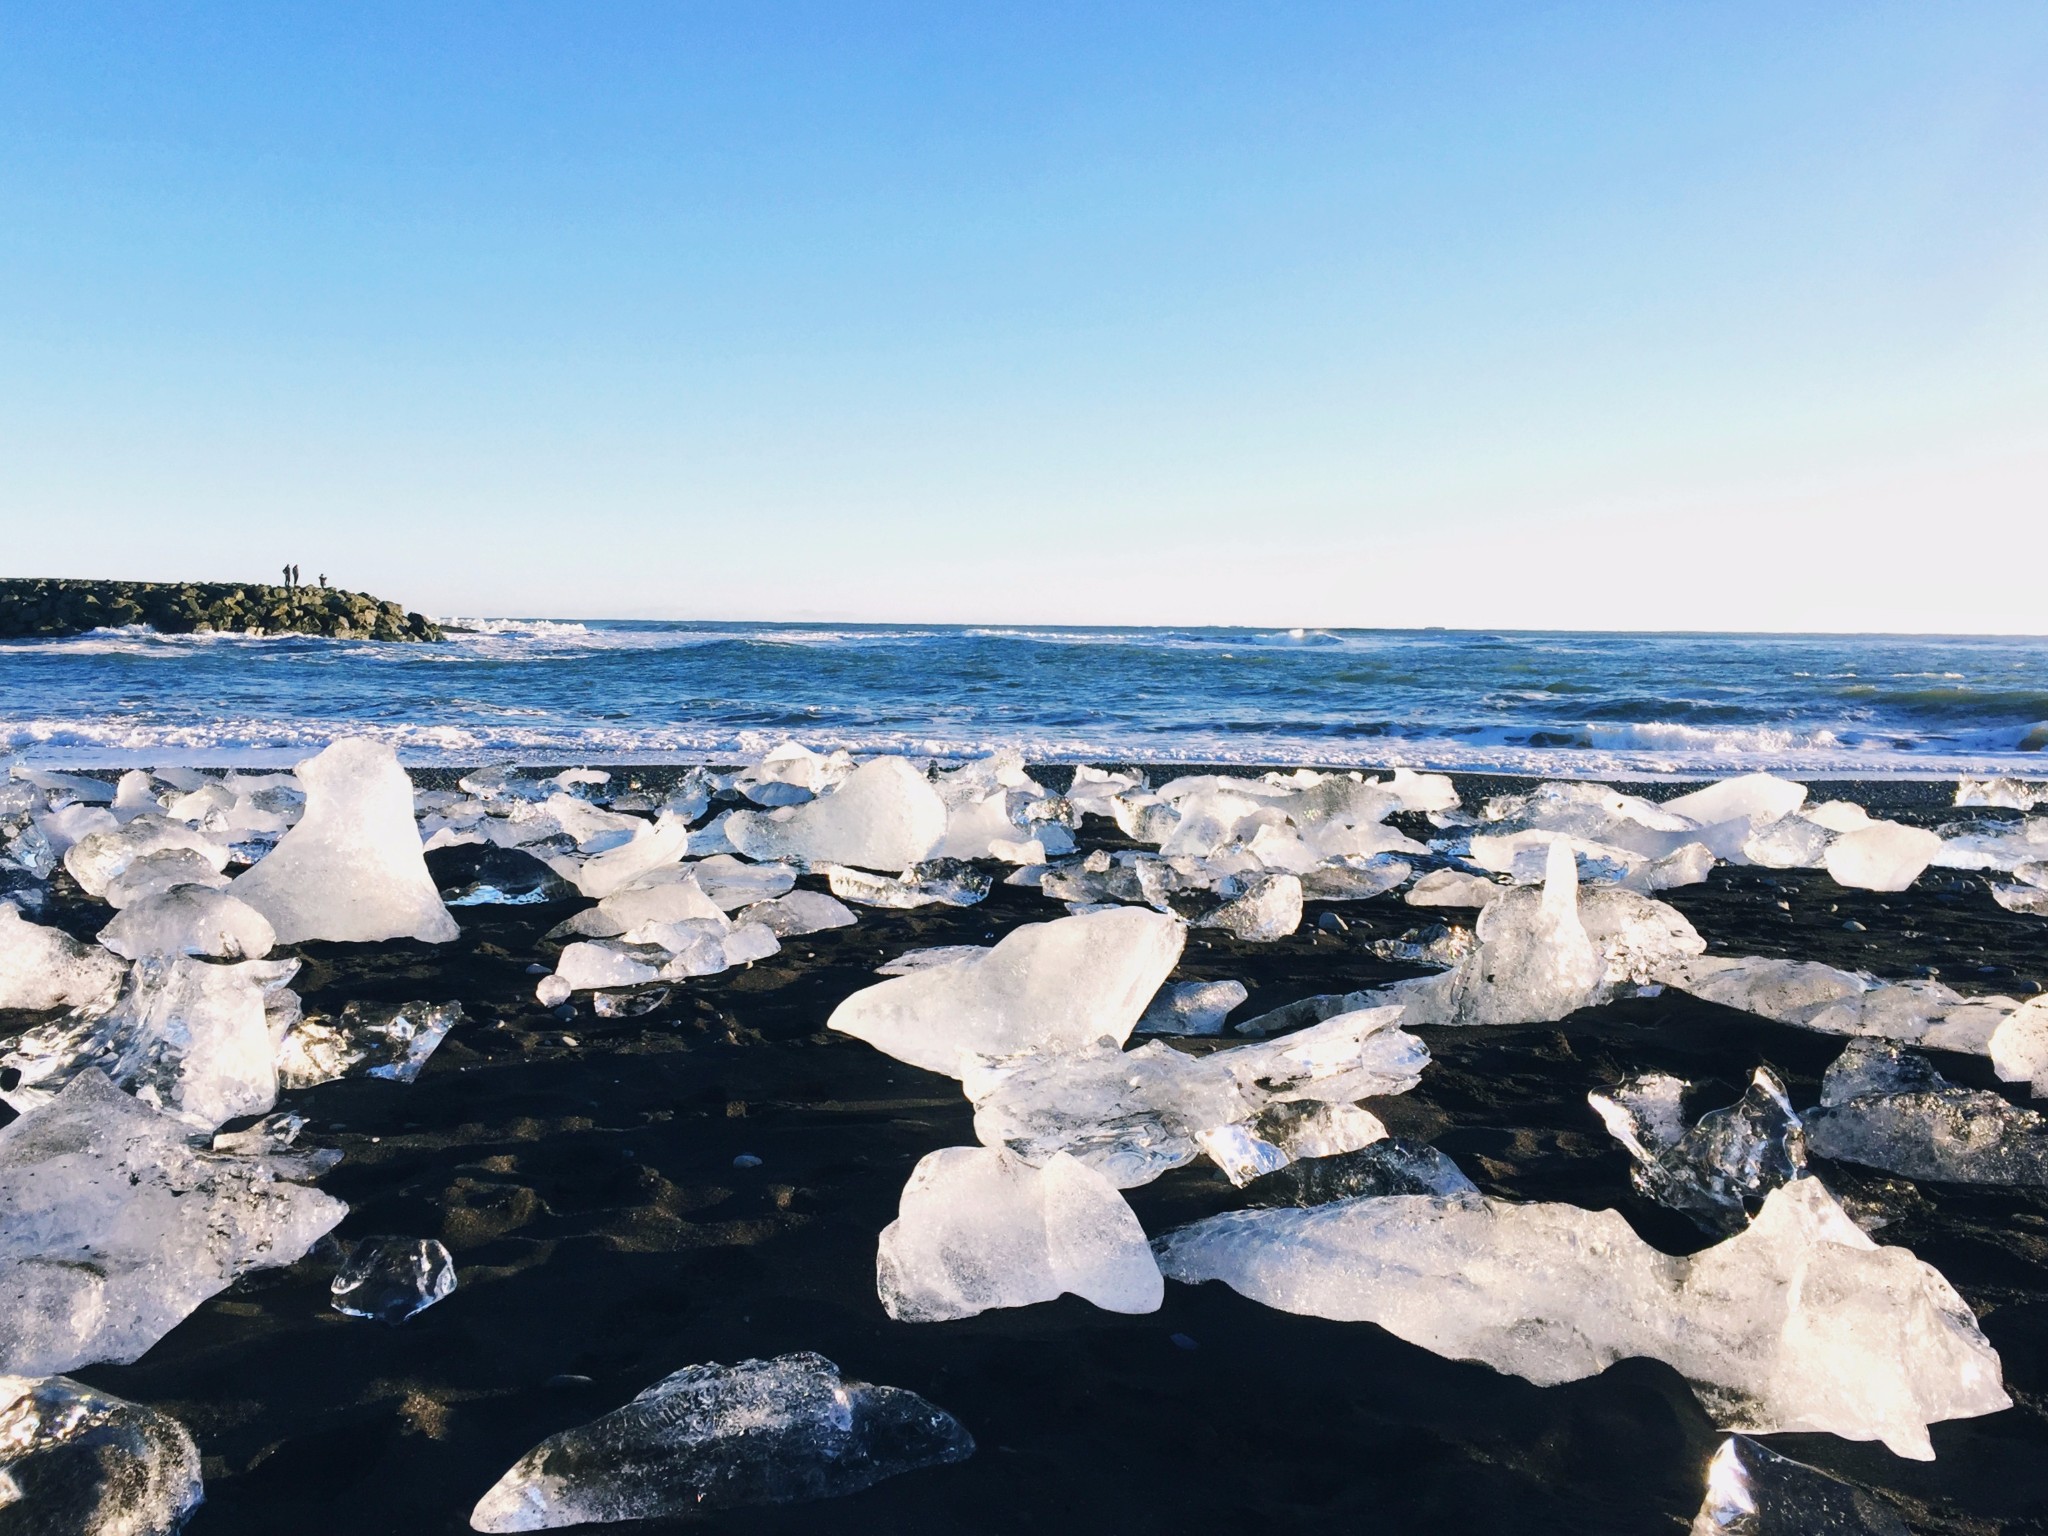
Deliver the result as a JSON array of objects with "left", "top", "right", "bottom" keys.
[{"left": 2, "top": 620, "right": 2045, "bottom": 775}]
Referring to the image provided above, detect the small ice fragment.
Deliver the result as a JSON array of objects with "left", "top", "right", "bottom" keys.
[
  {"left": 0, "top": 1072, "right": 346, "bottom": 1374},
  {"left": 1194, "top": 873, "right": 1302, "bottom": 941},
  {"left": 0, "top": 902, "right": 127, "bottom": 1011},
  {"left": 823, "top": 859, "right": 992, "bottom": 909},
  {"left": 1824, "top": 822, "right": 1942, "bottom": 892},
  {"left": 876, "top": 1148, "right": 1162, "bottom": 1321},
  {"left": 737, "top": 889, "right": 857, "bottom": 936},
  {"left": 1404, "top": 869, "right": 1505, "bottom": 908},
  {"left": 1990, "top": 882, "right": 2048, "bottom": 914},
  {"left": 1990, "top": 998, "right": 2048, "bottom": 1096},
  {"left": 1954, "top": 776, "right": 2045, "bottom": 811},
  {"left": 429, "top": 844, "right": 578, "bottom": 906},
  {"left": 1367, "top": 924, "right": 1474, "bottom": 968},
  {"left": 1805, "top": 1039, "right": 2048, "bottom": 1185},
  {"left": 98, "top": 887, "right": 276, "bottom": 961},
  {"left": 1691, "top": 1435, "right": 1908, "bottom": 1535},
  {"left": 0, "top": 1373, "right": 204, "bottom": 1535},
  {"left": 1297, "top": 856, "right": 1411, "bottom": 901},
  {"left": 536, "top": 974, "right": 571, "bottom": 1007},
  {"left": 1590, "top": 1067, "right": 1807, "bottom": 1234},
  {"left": 231, "top": 738, "right": 459, "bottom": 944},
  {"left": 591, "top": 986, "right": 671, "bottom": 1018},
  {"left": 275, "top": 1000, "right": 462, "bottom": 1089},
  {"left": 552, "top": 941, "right": 662, "bottom": 991},
  {"left": 330, "top": 1236, "right": 457, "bottom": 1324},
  {"left": 875, "top": 945, "right": 989, "bottom": 976},
  {"left": 1240, "top": 1137, "right": 1480, "bottom": 1207},
  {"left": 101, "top": 847, "right": 231, "bottom": 909},
  {"left": 468, "top": 1352, "right": 972, "bottom": 1530},
  {"left": 727, "top": 757, "right": 948, "bottom": 871},
  {"left": 829, "top": 908, "right": 1185, "bottom": 1077},
  {"left": 687, "top": 854, "right": 798, "bottom": 910},
  {"left": 1134, "top": 978, "right": 1248, "bottom": 1036},
  {"left": 1155, "top": 1178, "right": 2006, "bottom": 1459},
  {"left": 1662, "top": 773, "right": 1808, "bottom": 828},
  {"left": 64, "top": 817, "right": 230, "bottom": 900}
]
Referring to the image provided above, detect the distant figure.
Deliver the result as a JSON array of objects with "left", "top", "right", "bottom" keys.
[
  {"left": 281, "top": 564, "right": 291, "bottom": 589},
  {"left": 318, "top": 573, "right": 328, "bottom": 589},
  {"left": 291, "top": 563, "right": 301, "bottom": 587}
]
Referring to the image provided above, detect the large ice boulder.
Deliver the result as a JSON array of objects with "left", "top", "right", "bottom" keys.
[
  {"left": 829, "top": 908, "right": 1184, "bottom": 1077},
  {"left": 231, "top": 738, "right": 459, "bottom": 944},
  {"left": 877, "top": 1147, "right": 1162, "bottom": 1321},
  {"left": 0, "top": 1071, "right": 345, "bottom": 1375},
  {"left": 1156, "top": 1178, "right": 2004, "bottom": 1459},
  {"left": 0, "top": 902, "right": 126, "bottom": 1011},
  {"left": 727, "top": 757, "right": 947, "bottom": 871},
  {"left": 469, "top": 1353, "right": 972, "bottom": 1529}
]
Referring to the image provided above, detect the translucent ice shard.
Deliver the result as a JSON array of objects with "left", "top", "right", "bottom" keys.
[
  {"left": 547, "top": 867, "right": 727, "bottom": 939},
  {"left": 1155, "top": 1178, "right": 2005, "bottom": 1459},
  {"left": 876, "top": 1148, "right": 1162, "bottom": 1321},
  {"left": 1194, "top": 872, "right": 1302, "bottom": 941},
  {"left": 275, "top": 1000, "right": 464, "bottom": 1089},
  {"left": 98, "top": 887, "right": 276, "bottom": 961},
  {"left": 1990, "top": 997, "right": 2048, "bottom": 1095},
  {"left": 0, "top": 902, "right": 126, "bottom": 1011},
  {"left": 1590, "top": 1068, "right": 1807, "bottom": 1234},
  {"left": 468, "top": 1352, "right": 972, "bottom": 1530},
  {"left": 330, "top": 1236, "right": 457, "bottom": 1324},
  {"left": 0, "top": 1373, "right": 204, "bottom": 1536},
  {"left": 429, "top": 844, "right": 578, "bottom": 906},
  {"left": 735, "top": 890, "right": 857, "bottom": 936},
  {"left": 1662, "top": 773, "right": 1809, "bottom": 828},
  {"left": 231, "top": 738, "right": 459, "bottom": 944},
  {"left": 63, "top": 817, "right": 230, "bottom": 901},
  {"left": 823, "top": 859, "right": 992, "bottom": 909},
  {"left": 1405, "top": 869, "right": 1506, "bottom": 909},
  {"left": 0, "top": 1071, "right": 346, "bottom": 1375},
  {"left": 1241, "top": 1137, "right": 1480, "bottom": 1207},
  {"left": 1690, "top": 1435, "right": 1909, "bottom": 1535},
  {"left": 1823, "top": 822, "right": 1941, "bottom": 892},
  {"left": 829, "top": 908, "right": 1184, "bottom": 1077},
  {"left": 727, "top": 757, "right": 947, "bottom": 871},
  {"left": 1135, "top": 978, "right": 1248, "bottom": 1036},
  {"left": 102, "top": 848, "right": 231, "bottom": 909},
  {"left": 1805, "top": 1039, "right": 2048, "bottom": 1186},
  {"left": 1954, "top": 776, "right": 2046, "bottom": 811},
  {"left": 3, "top": 956, "right": 301, "bottom": 1130},
  {"left": 688, "top": 854, "right": 798, "bottom": 909}
]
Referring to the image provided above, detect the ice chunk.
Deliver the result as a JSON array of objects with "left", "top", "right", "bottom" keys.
[
  {"left": 736, "top": 889, "right": 857, "bottom": 936},
  {"left": 3, "top": 956, "right": 300, "bottom": 1130},
  {"left": 1405, "top": 869, "right": 1504, "bottom": 908},
  {"left": 876, "top": 1148, "right": 1162, "bottom": 1321},
  {"left": 330, "top": 1236, "right": 457, "bottom": 1324},
  {"left": 98, "top": 887, "right": 276, "bottom": 961},
  {"left": 688, "top": 854, "right": 798, "bottom": 909},
  {"left": 548, "top": 867, "right": 728, "bottom": 939},
  {"left": 0, "top": 1071, "right": 346, "bottom": 1375},
  {"left": 1242, "top": 1137, "right": 1479, "bottom": 1207},
  {"left": 1368, "top": 923, "right": 1475, "bottom": 967},
  {"left": 1742, "top": 814, "right": 1832, "bottom": 869},
  {"left": 428, "top": 844, "right": 578, "bottom": 906},
  {"left": 1577, "top": 887, "right": 1707, "bottom": 984},
  {"left": 966, "top": 1007, "right": 1422, "bottom": 1187},
  {"left": 1990, "top": 882, "right": 2048, "bottom": 914},
  {"left": 568, "top": 815, "right": 692, "bottom": 901},
  {"left": 229, "top": 739, "right": 457, "bottom": 944},
  {"left": 1297, "top": 855, "right": 1410, "bottom": 900},
  {"left": 102, "top": 848, "right": 232, "bottom": 909},
  {"left": 1385, "top": 768, "right": 1459, "bottom": 814},
  {"left": 1692, "top": 1435, "right": 1909, "bottom": 1534},
  {"left": 0, "top": 903, "right": 126, "bottom": 1011},
  {"left": 823, "top": 859, "right": 991, "bottom": 909},
  {"left": 1135, "top": 978, "right": 1248, "bottom": 1036},
  {"left": 1990, "top": 998, "right": 2048, "bottom": 1096},
  {"left": 1591, "top": 1068, "right": 1806, "bottom": 1234},
  {"left": 1156, "top": 1177, "right": 2004, "bottom": 1459},
  {"left": 1824, "top": 822, "right": 1941, "bottom": 892},
  {"left": 727, "top": 757, "right": 946, "bottom": 871},
  {"left": 720, "top": 922, "right": 780, "bottom": 965},
  {"left": 1955, "top": 776, "right": 2045, "bottom": 811},
  {"left": 1806, "top": 1039, "right": 2048, "bottom": 1185},
  {"left": 1191, "top": 872, "right": 1301, "bottom": 941},
  {"left": 552, "top": 941, "right": 663, "bottom": 992},
  {"left": 737, "top": 740, "right": 855, "bottom": 794},
  {"left": 64, "top": 817, "right": 230, "bottom": 900},
  {"left": 275, "top": 1000, "right": 463, "bottom": 1089},
  {"left": 468, "top": 1352, "right": 972, "bottom": 1530},
  {"left": 0, "top": 1373, "right": 204, "bottom": 1535},
  {"left": 829, "top": 908, "right": 1184, "bottom": 1077},
  {"left": 875, "top": 945, "right": 989, "bottom": 976},
  {"left": 535, "top": 975, "right": 571, "bottom": 1007},
  {"left": 1663, "top": 773, "right": 1808, "bottom": 828}
]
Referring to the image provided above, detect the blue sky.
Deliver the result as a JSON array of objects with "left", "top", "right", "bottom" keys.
[{"left": 3, "top": 4, "right": 2044, "bottom": 629}]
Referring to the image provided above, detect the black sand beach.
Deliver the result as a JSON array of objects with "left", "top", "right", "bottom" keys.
[{"left": 7, "top": 770, "right": 2048, "bottom": 1534}]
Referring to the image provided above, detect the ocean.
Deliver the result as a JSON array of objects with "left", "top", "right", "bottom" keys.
[{"left": 3, "top": 620, "right": 2045, "bottom": 774}]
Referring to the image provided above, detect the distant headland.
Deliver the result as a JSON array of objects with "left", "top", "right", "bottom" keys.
[{"left": 0, "top": 578, "right": 444, "bottom": 641}]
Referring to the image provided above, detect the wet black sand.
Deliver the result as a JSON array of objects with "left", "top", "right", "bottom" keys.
[{"left": 7, "top": 771, "right": 2048, "bottom": 1533}]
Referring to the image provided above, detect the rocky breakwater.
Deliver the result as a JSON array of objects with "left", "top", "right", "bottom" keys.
[{"left": 0, "top": 578, "right": 443, "bottom": 641}]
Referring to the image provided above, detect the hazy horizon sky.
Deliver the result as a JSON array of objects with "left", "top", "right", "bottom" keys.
[{"left": 3, "top": 4, "right": 2044, "bottom": 631}]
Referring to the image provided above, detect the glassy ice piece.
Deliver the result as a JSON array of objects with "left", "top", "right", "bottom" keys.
[
  {"left": 535, "top": 975, "right": 571, "bottom": 1007},
  {"left": 1990, "top": 997, "right": 2048, "bottom": 1096},
  {"left": 1663, "top": 773, "right": 1809, "bottom": 828},
  {"left": 1991, "top": 883, "right": 2048, "bottom": 914},
  {"left": 719, "top": 922, "right": 780, "bottom": 966},
  {"left": 64, "top": 817, "right": 230, "bottom": 901},
  {"left": 876, "top": 945, "right": 989, "bottom": 976},
  {"left": 1743, "top": 815, "right": 1832, "bottom": 870},
  {"left": 101, "top": 848, "right": 231, "bottom": 910},
  {"left": 1242, "top": 1136, "right": 1480, "bottom": 1207},
  {"left": 549, "top": 867, "right": 728, "bottom": 939},
  {"left": 1823, "top": 823, "right": 1942, "bottom": 893},
  {"left": 468, "top": 1352, "right": 972, "bottom": 1531},
  {"left": 736, "top": 890, "right": 857, "bottom": 936},
  {"left": 98, "top": 887, "right": 276, "bottom": 961},
  {"left": 0, "top": 1071, "right": 345, "bottom": 1375},
  {"left": 330, "top": 1236, "right": 457, "bottom": 1324},
  {"left": 551, "top": 941, "right": 662, "bottom": 992},
  {"left": 275, "top": 1000, "right": 463, "bottom": 1089},
  {"left": 1955, "top": 776, "right": 2046, "bottom": 811},
  {"left": 1405, "top": 869, "right": 1505, "bottom": 908},
  {"left": 823, "top": 859, "right": 991, "bottom": 909},
  {"left": 565, "top": 815, "right": 693, "bottom": 901},
  {"left": 830, "top": 908, "right": 1185, "bottom": 1077},
  {"left": 1298, "top": 855, "right": 1410, "bottom": 901},
  {"left": 1591, "top": 1068, "right": 1807, "bottom": 1234},
  {"left": 1191, "top": 873, "right": 1302, "bottom": 940},
  {"left": 876, "top": 1148, "right": 1162, "bottom": 1321},
  {"left": 231, "top": 739, "right": 458, "bottom": 944},
  {"left": 0, "top": 902, "right": 127, "bottom": 1011},
  {"left": 0, "top": 1373, "right": 204, "bottom": 1536},
  {"left": 1368, "top": 924, "right": 1475, "bottom": 968},
  {"left": 1135, "top": 978, "right": 1248, "bottom": 1036},
  {"left": 1691, "top": 1435, "right": 1909, "bottom": 1535},
  {"left": 591, "top": 986, "right": 671, "bottom": 1019},
  {"left": 1805, "top": 1039, "right": 2048, "bottom": 1186},
  {"left": 688, "top": 855, "right": 798, "bottom": 910},
  {"left": 1155, "top": 1178, "right": 2005, "bottom": 1459},
  {"left": 727, "top": 757, "right": 947, "bottom": 872},
  {"left": 3, "top": 956, "right": 300, "bottom": 1130},
  {"left": 3, "top": 821, "right": 58, "bottom": 880},
  {"left": 430, "top": 844, "right": 578, "bottom": 906}
]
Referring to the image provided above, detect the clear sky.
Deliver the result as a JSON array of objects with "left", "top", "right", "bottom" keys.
[{"left": 3, "top": 4, "right": 2044, "bottom": 630}]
